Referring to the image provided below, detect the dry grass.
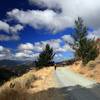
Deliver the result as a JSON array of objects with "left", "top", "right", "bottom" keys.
[
  {"left": 0, "top": 69, "right": 37, "bottom": 100},
  {"left": 70, "top": 56, "right": 100, "bottom": 83},
  {"left": 0, "top": 67, "right": 63, "bottom": 100}
]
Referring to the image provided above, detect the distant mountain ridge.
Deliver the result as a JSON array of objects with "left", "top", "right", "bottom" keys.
[
  {"left": 0, "top": 59, "right": 35, "bottom": 85},
  {"left": 0, "top": 59, "right": 35, "bottom": 67}
]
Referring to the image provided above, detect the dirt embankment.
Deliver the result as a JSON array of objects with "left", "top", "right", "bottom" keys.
[{"left": 70, "top": 55, "right": 100, "bottom": 83}]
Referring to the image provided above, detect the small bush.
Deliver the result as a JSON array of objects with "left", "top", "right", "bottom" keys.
[{"left": 87, "top": 61, "right": 96, "bottom": 68}]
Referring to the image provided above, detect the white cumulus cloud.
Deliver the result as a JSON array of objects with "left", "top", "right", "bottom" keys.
[
  {"left": 62, "top": 35, "right": 74, "bottom": 44},
  {"left": 0, "top": 34, "right": 20, "bottom": 41},
  {"left": 29, "top": 0, "right": 100, "bottom": 29},
  {"left": 0, "top": 21, "right": 10, "bottom": 32},
  {"left": 0, "top": 46, "right": 12, "bottom": 60},
  {"left": 18, "top": 43, "right": 34, "bottom": 50},
  {"left": 7, "top": 8, "right": 72, "bottom": 33},
  {"left": 10, "top": 24, "right": 24, "bottom": 33},
  {"left": 0, "top": 20, "right": 23, "bottom": 33},
  {"left": 0, "top": 20, "right": 23, "bottom": 41},
  {"left": 87, "top": 29, "right": 100, "bottom": 39}
]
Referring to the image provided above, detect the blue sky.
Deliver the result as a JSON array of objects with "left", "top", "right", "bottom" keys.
[{"left": 0, "top": 0, "right": 100, "bottom": 61}]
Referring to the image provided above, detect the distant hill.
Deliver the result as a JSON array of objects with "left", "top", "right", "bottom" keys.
[
  {"left": 0, "top": 59, "right": 35, "bottom": 73},
  {"left": 0, "top": 59, "right": 35, "bottom": 85},
  {"left": 56, "top": 59, "right": 75, "bottom": 66},
  {"left": 0, "top": 59, "right": 36, "bottom": 69},
  {"left": 0, "top": 60, "right": 28, "bottom": 67}
]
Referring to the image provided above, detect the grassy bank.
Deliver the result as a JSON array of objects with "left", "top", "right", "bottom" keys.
[{"left": 0, "top": 67, "right": 63, "bottom": 100}]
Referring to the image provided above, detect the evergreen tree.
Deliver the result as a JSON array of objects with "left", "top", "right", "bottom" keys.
[
  {"left": 35, "top": 44, "right": 55, "bottom": 69},
  {"left": 73, "top": 17, "right": 98, "bottom": 65}
]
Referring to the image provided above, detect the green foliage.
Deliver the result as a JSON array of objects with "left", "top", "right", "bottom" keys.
[
  {"left": 35, "top": 44, "right": 55, "bottom": 69},
  {"left": 73, "top": 17, "right": 99, "bottom": 65}
]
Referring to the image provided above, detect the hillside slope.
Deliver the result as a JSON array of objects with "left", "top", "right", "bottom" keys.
[{"left": 0, "top": 67, "right": 63, "bottom": 100}]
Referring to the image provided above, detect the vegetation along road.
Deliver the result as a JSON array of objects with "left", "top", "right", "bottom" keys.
[{"left": 54, "top": 67, "right": 100, "bottom": 100}]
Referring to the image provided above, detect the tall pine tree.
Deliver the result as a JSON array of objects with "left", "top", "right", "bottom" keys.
[{"left": 73, "top": 17, "right": 98, "bottom": 65}]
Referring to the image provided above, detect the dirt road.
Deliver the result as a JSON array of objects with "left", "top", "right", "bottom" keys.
[{"left": 54, "top": 67, "right": 100, "bottom": 100}]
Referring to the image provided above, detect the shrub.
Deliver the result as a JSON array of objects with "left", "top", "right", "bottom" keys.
[{"left": 87, "top": 61, "right": 96, "bottom": 68}]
